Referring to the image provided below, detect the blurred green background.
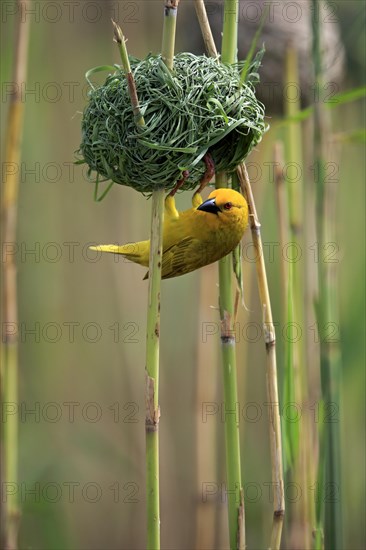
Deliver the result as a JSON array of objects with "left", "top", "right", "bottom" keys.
[{"left": 1, "top": 1, "right": 365, "bottom": 549}]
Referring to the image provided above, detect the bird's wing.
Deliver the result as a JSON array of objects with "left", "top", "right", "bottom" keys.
[
  {"left": 161, "top": 235, "right": 204, "bottom": 279},
  {"left": 143, "top": 235, "right": 203, "bottom": 280}
]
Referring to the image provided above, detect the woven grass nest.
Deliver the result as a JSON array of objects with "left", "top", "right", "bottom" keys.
[{"left": 79, "top": 52, "right": 266, "bottom": 194}]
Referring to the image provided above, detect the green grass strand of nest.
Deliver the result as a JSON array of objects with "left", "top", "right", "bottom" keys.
[{"left": 78, "top": 53, "right": 266, "bottom": 194}]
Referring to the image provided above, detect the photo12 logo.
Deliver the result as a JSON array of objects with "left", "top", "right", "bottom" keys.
[
  {"left": 1, "top": 2, "right": 141, "bottom": 24},
  {"left": 1, "top": 480, "right": 140, "bottom": 504}
]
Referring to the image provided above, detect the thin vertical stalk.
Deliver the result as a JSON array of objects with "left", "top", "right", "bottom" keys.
[
  {"left": 191, "top": 5, "right": 243, "bottom": 544},
  {"left": 145, "top": 3, "right": 180, "bottom": 548},
  {"left": 237, "top": 163, "right": 285, "bottom": 550},
  {"left": 194, "top": 0, "right": 218, "bottom": 58},
  {"left": 283, "top": 44, "right": 311, "bottom": 548},
  {"left": 323, "top": 139, "right": 342, "bottom": 550},
  {"left": 283, "top": 47, "right": 304, "bottom": 462},
  {"left": 216, "top": 173, "right": 245, "bottom": 550},
  {"left": 195, "top": 0, "right": 240, "bottom": 549},
  {"left": 312, "top": 2, "right": 343, "bottom": 548},
  {"left": 112, "top": 21, "right": 145, "bottom": 128},
  {"left": 193, "top": 3, "right": 285, "bottom": 548},
  {"left": 221, "top": 0, "right": 238, "bottom": 65},
  {"left": 217, "top": 1, "right": 245, "bottom": 548},
  {"left": 145, "top": 188, "right": 165, "bottom": 550},
  {"left": 274, "top": 143, "right": 298, "bottom": 536},
  {"left": 112, "top": 18, "right": 167, "bottom": 548},
  {"left": 285, "top": 45, "right": 303, "bottom": 233},
  {"left": 161, "top": 0, "right": 179, "bottom": 69},
  {"left": 1, "top": 2, "right": 31, "bottom": 549},
  {"left": 274, "top": 141, "right": 288, "bottom": 310}
]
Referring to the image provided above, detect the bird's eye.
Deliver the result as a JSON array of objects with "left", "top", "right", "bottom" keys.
[{"left": 224, "top": 202, "right": 233, "bottom": 210}]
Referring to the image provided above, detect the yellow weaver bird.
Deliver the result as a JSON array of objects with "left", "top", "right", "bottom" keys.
[{"left": 90, "top": 188, "right": 248, "bottom": 279}]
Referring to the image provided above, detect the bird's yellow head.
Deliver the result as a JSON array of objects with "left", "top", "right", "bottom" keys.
[{"left": 197, "top": 188, "right": 248, "bottom": 223}]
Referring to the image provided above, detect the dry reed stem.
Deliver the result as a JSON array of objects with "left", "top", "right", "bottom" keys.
[
  {"left": 194, "top": 0, "right": 218, "bottom": 58},
  {"left": 237, "top": 163, "right": 285, "bottom": 548}
]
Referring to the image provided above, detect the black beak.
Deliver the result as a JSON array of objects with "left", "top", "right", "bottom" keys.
[{"left": 197, "top": 197, "right": 220, "bottom": 215}]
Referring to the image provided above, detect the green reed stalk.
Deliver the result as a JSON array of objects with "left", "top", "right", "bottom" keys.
[
  {"left": 215, "top": 2, "right": 245, "bottom": 548},
  {"left": 312, "top": 1, "right": 342, "bottom": 548},
  {"left": 195, "top": 5, "right": 245, "bottom": 545},
  {"left": 283, "top": 45, "right": 312, "bottom": 548},
  {"left": 221, "top": 0, "right": 238, "bottom": 65},
  {"left": 285, "top": 45, "right": 303, "bottom": 234},
  {"left": 274, "top": 142, "right": 288, "bottom": 310},
  {"left": 216, "top": 173, "right": 245, "bottom": 550},
  {"left": 112, "top": 16, "right": 171, "bottom": 547},
  {"left": 161, "top": 0, "right": 179, "bottom": 68},
  {"left": 282, "top": 47, "right": 302, "bottom": 474},
  {"left": 145, "top": 188, "right": 164, "bottom": 550},
  {"left": 1, "top": 3, "right": 31, "bottom": 548},
  {"left": 145, "top": 3, "right": 180, "bottom": 547}
]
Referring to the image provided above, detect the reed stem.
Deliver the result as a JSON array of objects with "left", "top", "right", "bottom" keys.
[
  {"left": 312, "top": 2, "right": 343, "bottom": 548},
  {"left": 221, "top": 0, "right": 238, "bottom": 64},
  {"left": 112, "top": 21, "right": 145, "bottom": 128},
  {"left": 145, "top": 3, "right": 180, "bottom": 547},
  {"left": 193, "top": 10, "right": 251, "bottom": 545},
  {"left": 194, "top": 0, "right": 218, "bottom": 58},
  {"left": 216, "top": 173, "right": 245, "bottom": 550},
  {"left": 273, "top": 141, "right": 288, "bottom": 310},
  {"left": 112, "top": 16, "right": 169, "bottom": 548},
  {"left": 1, "top": 2, "right": 31, "bottom": 548},
  {"left": 283, "top": 44, "right": 311, "bottom": 548},
  {"left": 285, "top": 45, "right": 303, "bottom": 233},
  {"left": 237, "top": 163, "right": 285, "bottom": 549},
  {"left": 145, "top": 189, "right": 165, "bottom": 550},
  {"left": 215, "top": 2, "right": 246, "bottom": 547},
  {"left": 161, "top": 0, "right": 179, "bottom": 69}
]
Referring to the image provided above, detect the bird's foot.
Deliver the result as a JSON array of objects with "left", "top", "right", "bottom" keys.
[
  {"left": 165, "top": 194, "right": 179, "bottom": 219},
  {"left": 192, "top": 192, "right": 203, "bottom": 208}
]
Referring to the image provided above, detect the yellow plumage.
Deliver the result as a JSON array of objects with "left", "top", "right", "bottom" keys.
[{"left": 90, "top": 188, "right": 248, "bottom": 279}]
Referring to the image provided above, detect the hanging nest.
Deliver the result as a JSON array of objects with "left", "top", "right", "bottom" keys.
[{"left": 78, "top": 52, "right": 266, "bottom": 194}]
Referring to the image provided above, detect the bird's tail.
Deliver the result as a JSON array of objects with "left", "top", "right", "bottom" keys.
[{"left": 89, "top": 242, "right": 148, "bottom": 266}]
